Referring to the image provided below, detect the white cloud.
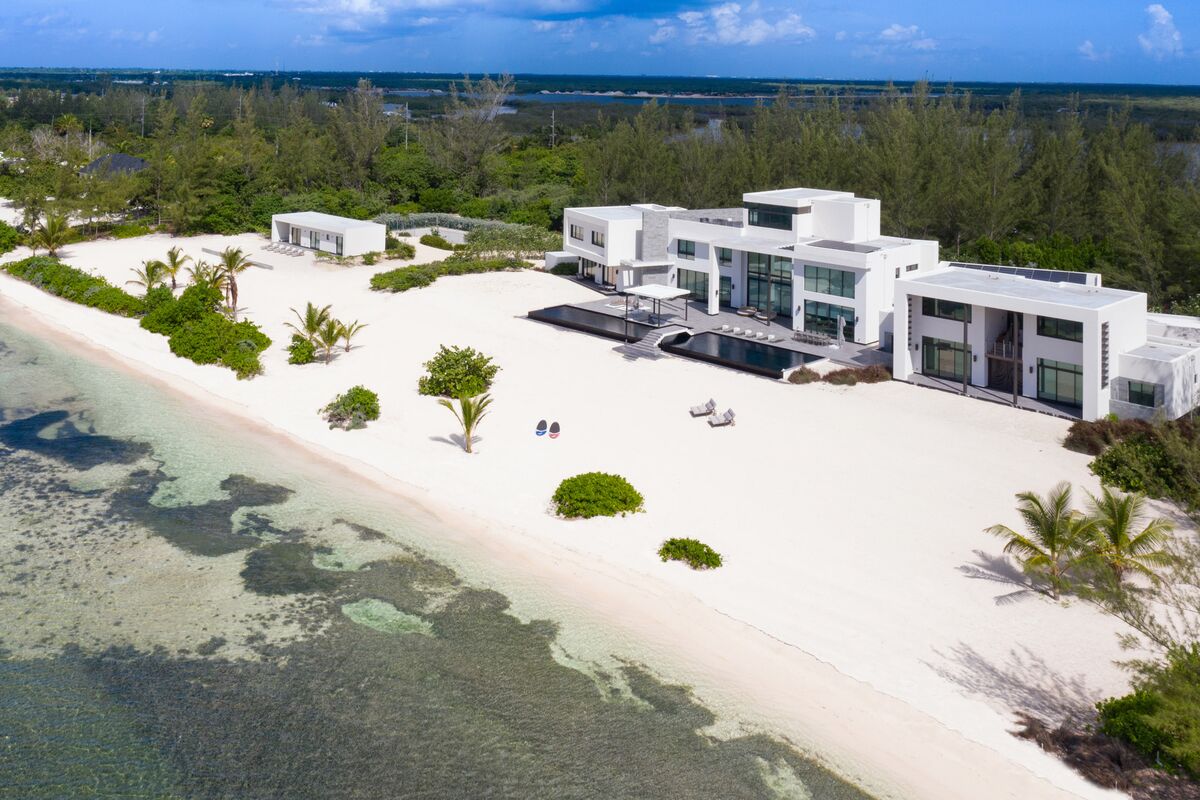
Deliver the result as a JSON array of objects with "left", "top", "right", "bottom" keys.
[
  {"left": 910, "top": 37, "right": 936, "bottom": 51},
  {"left": 880, "top": 23, "right": 918, "bottom": 41},
  {"left": 1078, "top": 39, "right": 1109, "bottom": 61},
  {"left": 109, "top": 28, "right": 163, "bottom": 44},
  {"left": 1138, "top": 4, "right": 1183, "bottom": 59},
  {"left": 648, "top": 24, "right": 676, "bottom": 44},
  {"left": 535, "top": 18, "right": 584, "bottom": 39},
  {"left": 834, "top": 30, "right": 846, "bottom": 42},
  {"left": 675, "top": 3, "right": 814, "bottom": 46}
]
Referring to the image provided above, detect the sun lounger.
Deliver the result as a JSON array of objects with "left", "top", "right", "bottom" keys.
[
  {"left": 766, "top": 334, "right": 778, "bottom": 342},
  {"left": 732, "top": 327, "right": 741, "bottom": 335},
  {"left": 689, "top": 398, "right": 716, "bottom": 417},
  {"left": 707, "top": 409, "right": 735, "bottom": 427},
  {"left": 720, "top": 324, "right": 730, "bottom": 332}
]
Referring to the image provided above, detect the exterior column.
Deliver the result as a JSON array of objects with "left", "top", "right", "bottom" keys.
[{"left": 707, "top": 256, "right": 719, "bottom": 316}]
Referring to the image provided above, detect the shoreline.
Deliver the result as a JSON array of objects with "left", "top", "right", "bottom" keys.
[{"left": 0, "top": 237, "right": 1133, "bottom": 799}]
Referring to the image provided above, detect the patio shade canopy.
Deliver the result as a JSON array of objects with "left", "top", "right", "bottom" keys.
[{"left": 624, "top": 284, "right": 691, "bottom": 301}]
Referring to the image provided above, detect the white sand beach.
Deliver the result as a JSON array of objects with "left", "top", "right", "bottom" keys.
[{"left": 0, "top": 229, "right": 1150, "bottom": 799}]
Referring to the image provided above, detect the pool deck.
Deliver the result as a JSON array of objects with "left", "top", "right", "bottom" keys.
[
  {"left": 908, "top": 373, "right": 1083, "bottom": 419},
  {"left": 572, "top": 296, "right": 890, "bottom": 367}
]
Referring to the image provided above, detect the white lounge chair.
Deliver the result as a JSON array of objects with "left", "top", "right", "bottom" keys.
[
  {"left": 743, "top": 328, "right": 755, "bottom": 337},
  {"left": 766, "top": 334, "right": 778, "bottom": 342},
  {"left": 755, "top": 332, "right": 766, "bottom": 340},
  {"left": 720, "top": 324, "right": 730, "bottom": 332},
  {"left": 708, "top": 408, "right": 736, "bottom": 427},
  {"left": 689, "top": 398, "right": 717, "bottom": 417},
  {"left": 732, "top": 327, "right": 741, "bottom": 335}
]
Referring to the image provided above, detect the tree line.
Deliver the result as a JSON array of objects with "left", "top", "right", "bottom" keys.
[{"left": 0, "top": 79, "right": 1197, "bottom": 304}]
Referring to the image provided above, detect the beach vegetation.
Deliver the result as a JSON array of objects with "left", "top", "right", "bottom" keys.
[
  {"left": 658, "top": 538, "right": 723, "bottom": 570},
  {"left": 126, "top": 259, "right": 168, "bottom": 293},
  {"left": 1, "top": 255, "right": 144, "bottom": 317},
  {"left": 216, "top": 246, "right": 253, "bottom": 318},
  {"left": 419, "top": 231, "right": 458, "bottom": 250},
  {"left": 284, "top": 301, "right": 333, "bottom": 344},
  {"left": 315, "top": 318, "right": 343, "bottom": 364},
  {"left": 322, "top": 385, "right": 381, "bottom": 430},
  {"left": 28, "top": 213, "right": 72, "bottom": 257},
  {"left": 985, "top": 482, "right": 1099, "bottom": 599},
  {"left": 552, "top": 472, "right": 644, "bottom": 519},
  {"left": 1084, "top": 487, "right": 1174, "bottom": 583},
  {"left": 140, "top": 281, "right": 223, "bottom": 335},
  {"left": 418, "top": 345, "right": 499, "bottom": 398},
  {"left": 787, "top": 367, "right": 820, "bottom": 384},
  {"left": 0, "top": 221, "right": 20, "bottom": 254},
  {"left": 385, "top": 236, "right": 416, "bottom": 259},
  {"left": 822, "top": 365, "right": 892, "bottom": 385},
  {"left": 437, "top": 393, "right": 492, "bottom": 454},
  {"left": 288, "top": 334, "right": 316, "bottom": 365},
  {"left": 370, "top": 255, "right": 528, "bottom": 293},
  {"left": 168, "top": 315, "right": 271, "bottom": 379},
  {"left": 161, "top": 245, "right": 191, "bottom": 290},
  {"left": 339, "top": 319, "right": 368, "bottom": 352},
  {"left": 462, "top": 224, "right": 559, "bottom": 259},
  {"left": 548, "top": 262, "right": 577, "bottom": 275},
  {"left": 110, "top": 222, "right": 154, "bottom": 239},
  {"left": 1065, "top": 418, "right": 1200, "bottom": 516}
]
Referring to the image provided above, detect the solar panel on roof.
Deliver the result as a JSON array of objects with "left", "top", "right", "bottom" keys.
[{"left": 949, "top": 262, "right": 1094, "bottom": 286}]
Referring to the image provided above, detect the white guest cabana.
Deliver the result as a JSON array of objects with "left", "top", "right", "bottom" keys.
[{"left": 270, "top": 212, "right": 386, "bottom": 258}]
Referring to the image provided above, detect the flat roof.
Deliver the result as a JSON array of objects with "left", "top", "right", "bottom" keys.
[
  {"left": 901, "top": 267, "right": 1141, "bottom": 310},
  {"left": 1126, "top": 341, "right": 1197, "bottom": 363},
  {"left": 567, "top": 205, "right": 645, "bottom": 222},
  {"left": 741, "top": 187, "right": 852, "bottom": 207},
  {"left": 625, "top": 283, "right": 691, "bottom": 301},
  {"left": 273, "top": 211, "right": 384, "bottom": 232}
]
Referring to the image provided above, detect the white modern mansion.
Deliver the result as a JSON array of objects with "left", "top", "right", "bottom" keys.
[
  {"left": 556, "top": 188, "right": 1200, "bottom": 421},
  {"left": 271, "top": 212, "right": 386, "bottom": 257}
]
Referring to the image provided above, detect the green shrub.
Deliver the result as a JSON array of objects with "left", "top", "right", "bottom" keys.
[
  {"left": 384, "top": 241, "right": 416, "bottom": 260},
  {"left": 1064, "top": 417, "right": 1155, "bottom": 456},
  {"left": 418, "top": 345, "right": 499, "bottom": 398},
  {"left": 658, "top": 538, "right": 722, "bottom": 569},
  {"left": 420, "top": 232, "right": 457, "bottom": 250},
  {"left": 822, "top": 364, "right": 891, "bottom": 385},
  {"left": 0, "top": 221, "right": 20, "bottom": 254},
  {"left": 110, "top": 222, "right": 153, "bottom": 239},
  {"left": 1, "top": 256, "right": 144, "bottom": 317},
  {"left": 1097, "top": 645, "right": 1200, "bottom": 777},
  {"left": 221, "top": 344, "right": 265, "bottom": 379},
  {"left": 362, "top": 251, "right": 379, "bottom": 266},
  {"left": 549, "top": 263, "right": 577, "bottom": 275},
  {"left": 288, "top": 334, "right": 316, "bottom": 365},
  {"left": 322, "top": 385, "right": 381, "bottom": 430},
  {"left": 165, "top": 310, "right": 270, "bottom": 379},
  {"left": 552, "top": 472, "right": 644, "bottom": 519},
  {"left": 369, "top": 256, "right": 528, "bottom": 293},
  {"left": 787, "top": 366, "right": 820, "bottom": 384},
  {"left": 1089, "top": 435, "right": 1178, "bottom": 498},
  {"left": 141, "top": 285, "right": 175, "bottom": 314},
  {"left": 140, "top": 282, "right": 222, "bottom": 335}
]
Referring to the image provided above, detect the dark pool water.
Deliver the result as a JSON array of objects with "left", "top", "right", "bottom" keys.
[
  {"left": 662, "top": 332, "right": 821, "bottom": 378},
  {"left": 528, "top": 304, "right": 657, "bottom": 342},
  {"left": 0, "top": 321, "right": 871, "bottom": 799}
]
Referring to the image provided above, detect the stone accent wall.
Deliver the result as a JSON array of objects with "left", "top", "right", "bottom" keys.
[{"left": 641, "top": 210, "right": 670, "bottom": 260}]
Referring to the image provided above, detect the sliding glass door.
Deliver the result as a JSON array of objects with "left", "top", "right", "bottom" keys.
[
  {"left": 1037, "top": 359, "right": 1083, "bottom": 407},
  {"left": 746, "top": 253, "right": 792, "bottom": 317},
  {"left": 922, "top": 336, "right": 970, "bottom": 381}
]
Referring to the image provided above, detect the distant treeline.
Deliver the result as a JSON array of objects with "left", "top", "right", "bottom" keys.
[{"left": 0, "top": 79, "right": 1197, "bottom": 305}]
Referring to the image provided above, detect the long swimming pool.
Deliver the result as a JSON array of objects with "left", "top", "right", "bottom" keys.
[
  {"left": 661, "top": 332, "right": 821, "bottom": 378},
  {"left": 528, "top": 305, "right": 657, "bottom": 343}
]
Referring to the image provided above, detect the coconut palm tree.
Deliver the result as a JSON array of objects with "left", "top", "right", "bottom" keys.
[
  {"left": 187, "top": 259, "right": 224, "bottom": 289},
  {"left": 30, "top": 213, "right": 72, "bottom": 257},
  {"left": 438, "top": 393, "right": 492, "bottom": 454},
  {"left": 217, "top": 246, "right": 253, "bottom": 318},
  {"left": 285, "top": 302, "right": 333, "bottom": 344},
  {"left": 986, "top": 482, "right": 1097, "bottom": 599},
  {"left": 339, "top": 319, "right": 368, "bottom": 352},
  {"left": 127, "top": 259, "right": 167, "bottom": 293},
  {"left": 1085, "top": 487, "right": 1174, "bottom": 584},
  {"left": 315, "top": 318, "right": 344, "bottom": 364},
  {"left": 162, "top": 245, "right": 191, "bottom": 290}
]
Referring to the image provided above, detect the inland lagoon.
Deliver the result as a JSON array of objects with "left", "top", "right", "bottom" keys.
[{"left": 0, "top": 320, "right": 872, "bottom": 800}]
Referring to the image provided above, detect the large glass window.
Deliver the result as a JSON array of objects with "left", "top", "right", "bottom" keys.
[
  {"left": 1037, "top": 359, "right": 1083, "bottom": 407},
  {"left": 591, "top": 230, "right": 605, "bottom": 248},
  {"left": 922, "top": 336, "right": 970, "bottom": 381},
  {"left": 677, "top": 239, "right": 696, "bottom": 260},
  {"left": 717, "top": 247, "right": 733, "bottom": 266},
  {"left": 922, "top": 297, "right": 972, "bottom": 323},
  {"left": 747, "top": 253, "right": 793, "bottom": 317},
  {"left": 719, "top": 275, "right": 732, "bottom": 307},
  {"left": 677, "top": 268, "right": 708, "bottom": 300},
  {"left": 745, "top": 203, "right": 793, "bottom": 231},
  {"left": 1127, "top": 380, "right": 1158, "bottom": 407},
  {"left": 805, "top": 301, "right": 856, "bottom": 340},
  {"left": 569, "top": 224, "right": 583, "bottom": 240},
  {"left": 804, "top": 265, "right": 856, "bottom": 298},
  {"left": 1037, "top": 316, "right": 1084, "bottom": 342}
]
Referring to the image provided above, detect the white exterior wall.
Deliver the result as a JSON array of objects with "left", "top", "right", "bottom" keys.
[
  {"left": 1116, "top": 350, "right": 1200, "bottom": 420},
  {"left": 562, "top": 210, "right": 640, "bottom": 268},
  {"left": 270, "top": 218, "right": 385, "bottom": 257},
  {"left": 342, "top": 224, "right": 386, "bottom": 257}
]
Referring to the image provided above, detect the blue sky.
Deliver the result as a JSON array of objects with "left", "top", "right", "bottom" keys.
[{"left": 1, "top": 1, "right": 1197, "bottom": 84}]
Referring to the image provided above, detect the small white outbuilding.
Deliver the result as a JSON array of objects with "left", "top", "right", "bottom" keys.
[{"left": 271, "top": 212, "right": 387, "bottom": 258}]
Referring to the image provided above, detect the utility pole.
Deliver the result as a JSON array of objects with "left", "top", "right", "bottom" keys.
[
  {"left": 140, "top": 95, "right": 146, "bottom": 138},
  {"left": 550, "top": 109, "right": 556, "bottom": 148},
  {"left": 404, "top": 103, "right": 409, "bottom": 150}
]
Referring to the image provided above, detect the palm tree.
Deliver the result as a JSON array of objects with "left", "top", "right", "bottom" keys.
[
  {"left": 316, "top": 318, "right": 344, "bottom": 364},
  {"left": 217, "top": 247, "right": 253, "bottom": 318},
  {"left": 127, "top": 259, "right": 167, "bottom": 293},
  {"left": 1085, "top": 487, "right": 1174, "bottom": 583},
  {"left": 986, "top": 482, "right": 1097, "bottom": 599},
  {"left": 187, "top": 259, "right": 223, "bottom": 288},
  {"left": 162, "top": 246, "right": 191, "bottom": 290},
  {"left": 438, "top": 393, "right": 492, "bottom": 454},
  {"left": 284, "top": 302, "right": 333, "bottom": 344},
  {"left": 30, "top": 213, "right": 72, "bottom": 257},
  {"left": 339, "top": 319, "right": 368, "bottom": 352}
]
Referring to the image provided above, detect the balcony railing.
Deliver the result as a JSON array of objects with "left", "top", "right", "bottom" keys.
[{"left": 987, "top": 341, "right": 1021, "bottom": 359}]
